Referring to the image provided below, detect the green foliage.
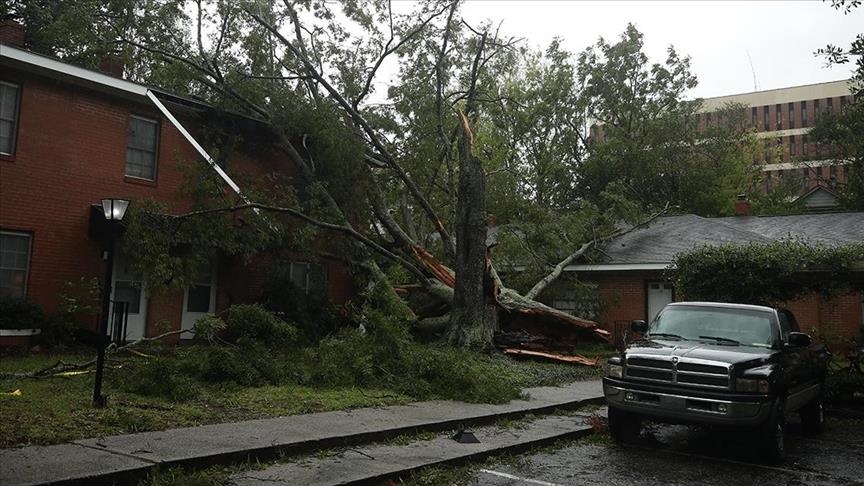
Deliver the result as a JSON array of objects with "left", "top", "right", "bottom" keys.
[
  {"left": 57, "top": 277, "right": 102, "bottom": 316},
  {"left": 261, "top": 262, "right": 342, "bottom": 343},
  {"left": 115, "top": 356, "right": 202, "bottom": 402},
  {"left": 669, "top": 240, "right": 864, "bottom": 304},
  {"left": 192, "top": 315, "right": 226, "bottom": 343},
  {"left": 188, "top": 344, "right": 284, "bottom": 387},
  {"left": 811, "top": 100, "right": 864, "bottom": 210},
  {"left": 0, "top": 297, "right": 47, "bottom": 330},
  {"left": 222, "top": 304, "right": 299, "bottom": 346},
  {"left": 577, "top": 25, "right": 756, "bottom": 216}
]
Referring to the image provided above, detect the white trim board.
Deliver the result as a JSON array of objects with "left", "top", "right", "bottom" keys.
[{"left": 564, "top": 263, "right": 669, "bottom": 272}]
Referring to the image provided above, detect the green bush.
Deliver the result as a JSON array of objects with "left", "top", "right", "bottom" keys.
[
  {"left": 826, "top": 371, "right": 864, "bottom": 404},
  {"left": 187, "top": 344, "right": 284, "bottom": 387},
  {"left": 115, "top": 356, "right": 202, "bottom": 402},
  {"left": 0, "top": 297, "right": 48, "bottom": 330},
  {"left": 222, "top": 304, "right": 298, "bottom": 346},
  {"left": 262, "top": 266, "right": 342, "bottom": 343},
  {"left": 296, "top": 310, "right": 525, "bottom": 403},
  {"left": 37, "top": 315, "right": 78, "bottom": 348}
]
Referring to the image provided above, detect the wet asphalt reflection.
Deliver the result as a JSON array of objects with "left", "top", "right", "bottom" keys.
[{"left": 472, "top": 416, "right": 864, "bottom": 486}]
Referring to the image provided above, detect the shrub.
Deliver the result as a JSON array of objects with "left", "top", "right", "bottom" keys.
[
  {"left": 222, "top": 304, "right": 298, "bottom": 346},
  {"left": 0, "top": 297, "right": 48, "bottom": 330},
  {"left": 114, "top": 356, "right": 202, "bottom": 402},
  {"left": 262, "top": 266, "right": 342, "bottom": 343},
  {"left": 37, "top": 315, "right": 78, "bottom": 348},
  {"left": 297, "top": 309, "right": 525, "bottom": 403},
  {"left": 186, "top": 344, "right": 285, "bottom": 387}
]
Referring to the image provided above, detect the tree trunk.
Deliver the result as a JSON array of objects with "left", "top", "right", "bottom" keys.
[{"left": 449, "top": 111, "right": 494, "bottom": 348}]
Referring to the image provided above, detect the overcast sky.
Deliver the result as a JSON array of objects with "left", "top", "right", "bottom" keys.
[{"left": 458, "top": 0, "right": 862, "bottom": 99}]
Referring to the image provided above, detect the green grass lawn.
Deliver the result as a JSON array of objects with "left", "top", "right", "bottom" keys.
[{"left": 0, "top": 345, "right": 606, "bottom": 449}]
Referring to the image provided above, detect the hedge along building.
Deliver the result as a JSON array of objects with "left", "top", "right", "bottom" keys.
[
  {"left": 560, "top": 205, "right": 864, "bottom": 343},
  {"left": 0, "top": 30, "right": 353, "bottom": 345}
]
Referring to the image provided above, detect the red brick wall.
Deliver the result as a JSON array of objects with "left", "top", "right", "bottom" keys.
[
  {"left": 1, "top": 73, "right": 196, "bottom": 321},
  {"left": 0, "top": 69, "right": 353, "bottom": 339}
]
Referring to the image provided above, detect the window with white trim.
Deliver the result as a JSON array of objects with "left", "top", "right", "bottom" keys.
[
  {"left": 0, "top": 81, "right": 20, "bottom": 155},
  {"left": 125, "top": 115, "right": 159, "bottom": 180},
  {"left": 0, "top": 231, "right": 31, "bottom": 298}
]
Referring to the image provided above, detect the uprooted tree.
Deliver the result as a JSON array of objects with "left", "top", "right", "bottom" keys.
[{"left": 7, "top": 1, "right": 755, "bottom": 349}]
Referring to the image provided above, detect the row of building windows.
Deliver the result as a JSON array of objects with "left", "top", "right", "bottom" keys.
[
  {"left": 757, "top": 134, "right": 834, "bottom": 163},
  {"left": 699, "top": 95, "right": 852, "bottom": 132},
  {"left": 0, "top": 228, "right": 320, "bottom": 301},
  {"left": 0, "top": 80, "right": 161, "bottom": 182}
]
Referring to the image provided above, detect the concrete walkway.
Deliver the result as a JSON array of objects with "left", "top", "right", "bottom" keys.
[{"left": 0, "top": 380, "right": 602, "bottom": 486}]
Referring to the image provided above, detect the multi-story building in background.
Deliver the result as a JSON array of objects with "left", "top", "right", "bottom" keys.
[{"left": 698, "top": 80, "right": 854, "bottom": 204}]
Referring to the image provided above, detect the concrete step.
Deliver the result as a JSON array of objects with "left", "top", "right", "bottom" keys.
[
  {"left": 229, "top": 413, "right": 599, "bottom": 486},
  {"left": 0, "top": 381, "right": 603, "bottom": 486}
]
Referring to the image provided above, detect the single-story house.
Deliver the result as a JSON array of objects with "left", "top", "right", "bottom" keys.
[{"left": 564, "top": 205, "right": 864, "bottom": 342}]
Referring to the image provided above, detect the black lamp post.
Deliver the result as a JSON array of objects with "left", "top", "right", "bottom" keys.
[{"left": 93, "top": 198, "right": 129, "bottom": 408}]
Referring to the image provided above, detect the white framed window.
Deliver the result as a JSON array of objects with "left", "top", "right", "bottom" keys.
[
  {"left": 0, "top": 81, "right": 20, "bottom": 155},
  {"left": 0, "top": 231, "right": 31, "bottom": 298},
  {"left": 125, "top": 115, "right": 159, "bottom": 180}
]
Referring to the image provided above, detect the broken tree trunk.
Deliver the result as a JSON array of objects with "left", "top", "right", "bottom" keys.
[{"left": 449, "top": 109, "right": 496, "bottom": 348}]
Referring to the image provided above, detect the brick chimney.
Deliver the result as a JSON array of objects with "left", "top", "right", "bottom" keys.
[
  {"left": 99, "top": 54, "right": 125, "bottom": 79},
  {"left": 734, "top": 194, "right": 752, "bottom": 217},
  {"left": 0, "top": 18, "right": 25, "bottom": 47}
]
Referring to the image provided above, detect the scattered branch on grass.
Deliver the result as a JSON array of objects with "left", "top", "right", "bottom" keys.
[{"left": 0, "top": 329, "right": 192, "bottom": 380}]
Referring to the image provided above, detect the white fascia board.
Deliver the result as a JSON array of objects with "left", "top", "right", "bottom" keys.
[
  {"left": 564, "top": 263, "right": 670, "bottom": 272},
  {"left": 1, "top": 44, "right": 149, "bottom": 99}
]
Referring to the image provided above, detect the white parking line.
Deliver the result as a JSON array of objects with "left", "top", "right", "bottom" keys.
[{"left": 478, "top": 469, "right": 562, "bottom": 486}]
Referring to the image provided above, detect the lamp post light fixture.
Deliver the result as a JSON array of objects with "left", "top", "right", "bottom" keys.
[{"left": 92, "top": 198, "right": 129, "bottom": 407}]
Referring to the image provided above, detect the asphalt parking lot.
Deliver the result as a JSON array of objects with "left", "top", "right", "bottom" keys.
[{"left": 471, "top": 416, "right": 864, "bottom": 486}]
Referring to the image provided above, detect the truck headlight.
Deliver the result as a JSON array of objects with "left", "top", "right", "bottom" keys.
[
  {"left": 606, "top": 363, "right": 623, "bottom": 378},
  {"left": 735, "top": 378, "right": 769, "bottom": 393}
]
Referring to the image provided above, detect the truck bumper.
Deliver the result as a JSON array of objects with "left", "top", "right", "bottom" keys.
[{"left": 603, "top": 378, "right": 772, "bottom": 426}]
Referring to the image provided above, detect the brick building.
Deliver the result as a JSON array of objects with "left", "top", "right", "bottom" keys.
[
  {"left": 560, "top": 209, "right": 864, "bottom": 343},
  {"left": 0, "top": 34, "right": 353, "bottom": 344},
  {"left": 698, "top": 80, "right": 855, "bottom": 204}
]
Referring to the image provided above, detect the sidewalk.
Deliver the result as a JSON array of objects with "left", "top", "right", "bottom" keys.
[{"left": 0, "top": 380, "right": 603, "bottom": 486}]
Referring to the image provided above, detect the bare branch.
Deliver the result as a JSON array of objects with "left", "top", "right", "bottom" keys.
[
  {"left": 524, "top": 203, "right": 674, "bottom": 300},
  {"left": 245, "top": 8, "right": 458, "bottom": 260},
  {"left": 173, "top": 203, "right": 429, "bottom": 282},
  {"left": 352, "top": 1, "right": 451, "bottom": 110}
]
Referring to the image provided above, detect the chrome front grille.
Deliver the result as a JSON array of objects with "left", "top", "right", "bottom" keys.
[{"left": 625, "top": 356, "right": 731, "bottom": 390}]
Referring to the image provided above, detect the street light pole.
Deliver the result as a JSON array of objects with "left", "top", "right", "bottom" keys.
[
  {"left": 92, "top": 198, "right": 129, "bottom": 408},
  {"left": 92, "top": 221, "right": 115, "bottom": 407}
]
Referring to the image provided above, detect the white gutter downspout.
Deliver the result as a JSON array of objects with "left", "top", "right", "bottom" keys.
[{"left": 146, "top": 90, "right": 262, "bottom": 217}]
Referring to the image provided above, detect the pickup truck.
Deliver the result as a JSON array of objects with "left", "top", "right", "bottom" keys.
[{"left": 603, "top": 301, "right": 830, "bottom": 463}]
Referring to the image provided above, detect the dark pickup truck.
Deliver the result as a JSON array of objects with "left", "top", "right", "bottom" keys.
[{"left": 603, "top": 302, "right": 830, "bottom": 463}]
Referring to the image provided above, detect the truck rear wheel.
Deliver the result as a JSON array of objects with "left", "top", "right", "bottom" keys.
[
  {"left": 608, "top": 406, "right": 641, "bottom": 443},
  {"left": 799, "top": 397, "right": 824, "bottom": 434}
]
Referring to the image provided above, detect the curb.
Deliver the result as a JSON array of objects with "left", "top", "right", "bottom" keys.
[
  {"left": 2, "top": 389, "right": 605, "bottom": 486},
  {"left": 347, "top": 422, "right": 596, "bottom": 486}
]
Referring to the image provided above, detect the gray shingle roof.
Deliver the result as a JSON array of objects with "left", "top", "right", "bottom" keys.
[{"left": 598, "top": 212, "right": 864, "bottom": 265}]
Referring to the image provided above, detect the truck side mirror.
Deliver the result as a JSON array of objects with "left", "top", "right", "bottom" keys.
[
  {"left": 631, "top": 320, "right": 648, "bottom": 333},
  {"left": 787, "top": 332, "right": 812, "bottom": 348}
]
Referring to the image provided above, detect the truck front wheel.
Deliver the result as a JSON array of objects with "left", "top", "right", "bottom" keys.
[
  {"left": 608, "top": 406, "right": 641, "bottom": 443},
  {"left": 759, "top": 399, "right": 786, "bottom": 464}
]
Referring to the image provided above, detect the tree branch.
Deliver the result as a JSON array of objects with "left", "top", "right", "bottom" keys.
[{"left": 524, "top": 203, "right": 674, "bottom": 300}]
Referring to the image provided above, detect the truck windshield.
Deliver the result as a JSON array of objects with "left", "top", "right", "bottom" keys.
[{"left": 650, "top": 305, "right": 775, "bottom": 347}]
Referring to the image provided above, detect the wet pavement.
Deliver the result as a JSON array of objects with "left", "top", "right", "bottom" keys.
[{"left": 472, "top": 416, "right": 864, "bottom": 486}]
